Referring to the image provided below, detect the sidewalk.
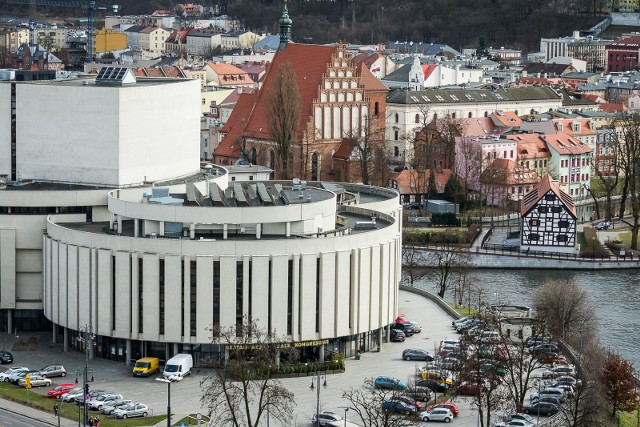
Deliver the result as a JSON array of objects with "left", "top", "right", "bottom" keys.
[{"left": 0, "top": 398, "right": 76, "bottom": 426}]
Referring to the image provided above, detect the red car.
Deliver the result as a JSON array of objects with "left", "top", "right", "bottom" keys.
[
  {"left": 395, "top": 314, "right": 410, "bottom": 324},
  {"left": 48, "top": 383, "right": 76, "bottom": 399},
  {"left": 457, "top": 381, "right": 483, "bottom": 396},
  {"left": 537, "top": 352, "right": 566, "bottom": 364},
  {"left": 427, "top": 402, "right": 460, "bottom": 417}
]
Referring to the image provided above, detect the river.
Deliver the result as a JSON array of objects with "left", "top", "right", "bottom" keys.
[{"left": 412, "top": 269, "right": 640, "bottom": 368}]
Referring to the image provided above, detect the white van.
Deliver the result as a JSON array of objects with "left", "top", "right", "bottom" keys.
[{"left": 163, "top": 354, "right": 193, "bottom": 381}]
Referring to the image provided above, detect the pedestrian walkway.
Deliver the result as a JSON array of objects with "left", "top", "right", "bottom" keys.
[{"left": 0, "top": 397, "right": 76, "bottom": 426}]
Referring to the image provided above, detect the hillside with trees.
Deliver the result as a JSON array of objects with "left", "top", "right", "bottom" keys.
[{"left": 0, "top": 0, "right": 600, "bottom": 52}]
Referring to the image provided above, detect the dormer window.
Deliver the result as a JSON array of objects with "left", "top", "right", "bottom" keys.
[
  {"left": 557, "top": 123, "right": 563, "bottom": 132},
  {"left": 573, "top": 123, "right": 580, "bottom": 132}
]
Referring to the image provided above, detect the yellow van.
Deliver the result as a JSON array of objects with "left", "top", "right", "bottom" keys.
[{"left": 132, "top": 357, "right": 159, "bottom": 377}]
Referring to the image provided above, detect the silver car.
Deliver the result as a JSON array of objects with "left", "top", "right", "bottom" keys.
[
  {"left": 101, "top": 399, "right": 132, "bottom": 415},
  {"left": 61, "top": 388, "right": 84, "bottom": 402},
  {"left": 38, "top": 364, "right": 67, "bottom": 378},
  {"left": 87, "top": 393, "right": 123, "bottom": 410},
  {"left": 113, "top": 403, "right": 149, "bottom": 419},
  {"left": 420, "top": 408, "right": 454, "bottom": 423}
]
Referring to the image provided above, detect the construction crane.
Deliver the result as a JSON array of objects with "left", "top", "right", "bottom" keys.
[{"left": 7, "top": 0, "right": 120, "bottom": 63}]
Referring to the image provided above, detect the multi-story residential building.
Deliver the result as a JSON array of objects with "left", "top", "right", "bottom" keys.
[
  {"left": 480, "top": 158, "right": 539, "bottom": 208},
  {"left": 34, "top": 27, "right": 67, "bottom": 51},
  {"left": 386, "top": 86, "right": 563, "bottom": 165},
  {"left": 506, "top": 133, "right": 552, "bottom": 178},
  {"left": 567, "top": 37, "right": 611, "bottom": 72},
  {"left": 0, "top": 28, "right": 29, "bottom": 54},
  {"left": 381, "top": 57, "right": 487, "bottom": 89},
  {"left": 220, "top": 30, "right": 262, "bottom": 50},
  {"left": 204, "top": 62, "right": 255, "bottom": 89},
  {"left": 606, "top": 35, "right": 640, "bottom": 72},
  {"left": 186, "top": 31, "right": 222, "bottom": 56},
  {"left": 520, "top": 176, "right": 577, "bottom": 254},
  {"left": 165, "top": 28, "right": 191, "bottom": 55},
  {"left": 543, "top": 133, "right": 592, "bottom": 199},
  {"left": 94, "top": 28, "right": 127, "bottom": 54},
  {"left": 105, "top": 14, "right": 176, "bottom": 31},
  {"left": 487, "top": 47, "right": 522, "bottom": 66},
  {"left": 138, "top": 26, "right": 170, "bottom": 54}
]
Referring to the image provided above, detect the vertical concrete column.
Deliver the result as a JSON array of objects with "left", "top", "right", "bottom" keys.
[
  {"left": 256, "top": 224, "right": 262, "bottom": 239},
  {"left": 223, "top": 224, "right": 228, "bottom": 240},
  {"left": 384, "top": 324, "right": 391, "bottom": 343},
  {"left": 52, "top": 324, "right": 57, "bottom": 344},
  {"left": 159, "top": 221, "right": 165, "bottom": 237},
  {"left": 109, "top": 213, "right": 114, "bottom": 231},
  {"left": 6, "top": 310, "right": 12, "bottom": 338},
  {"left": 318, "top": 345, "right": 325, "bottom": 362},
  {"left": 126, "top": 339, "right": 132, "bottom": 366},
  {"left": 117, "top": 216, "right": 122, "bottom": 235},
  {"left": 134, "top": 219, "right": 139, "bottom": 238},
  {"left": 190, "top": 224, "right": 196, "bottom": 239},
  {"left": 275, "top": 350, "right": 281, "bottom": 369},
  {"left": 165, "top": 343, "right": 170, "bottom": 362},
  {"left": 63, "top": 327, "right": 68, "bottom": 352},
  {"left": 286, "top": 222, "right": 291, "bottom": 237}
]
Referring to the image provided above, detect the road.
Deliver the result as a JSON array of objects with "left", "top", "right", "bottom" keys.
[{"left": 0, "top": 408, "right": 55, "bottom": 427}]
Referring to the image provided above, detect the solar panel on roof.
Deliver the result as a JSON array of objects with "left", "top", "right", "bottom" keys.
[{"left": 95, "top": 67, "right": 137, "bottom": 86}]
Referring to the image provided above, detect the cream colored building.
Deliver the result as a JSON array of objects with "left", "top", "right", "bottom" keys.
[
  {"left": 34, "top": 27, "right": 67, "bottom": 51},
  {"left": 138, "top": 27, "right": 170, "bottom": 54},
  {"left": 0, "top": 28, "right": 29, "bottom": 53}
]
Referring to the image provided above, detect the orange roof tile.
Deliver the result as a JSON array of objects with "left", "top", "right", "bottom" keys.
[
  {"left": 389, "top": 168, "right": 453, "bottom": 194},
  {"left": 357, "top": 62, "right": 387, "bottom": 92},
  {"left": 599, "top": 102, "right": 625, "bottom": 113},
  {"left": 215, "top": 93, "right": 256, "bottom": 159},
  {"left": 461, "top": 117, "right": 500, "bottom": 137},
  {"left": 490, "top": 111, "right": 522, "bottom": 128},
  {"left": 543, "top": 133, "right": 591, "bottom": 155},
  {"left": 480, "top": 158, "right": 540, "bottom": 185}
]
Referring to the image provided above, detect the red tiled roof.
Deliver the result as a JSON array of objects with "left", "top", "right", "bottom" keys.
[
  {"left": 507, "top": 134, "right": 550, "bottom": 160},
  {"left": 480, "top": 158, "right": 539, "bottom": 185},
  {"left": 241, "top": 43, "right": 336, "bottom": 140},
  {"left": 544, "top": 133, "right": 591, "bottom": 155},
  {"left": 389, "top": 168, "right": 453, "bottom": 194},
  {"left": 352, "top": 52, "right": 383, "bottom": 68},
  {"left": 357, "top": 63, "right": 387, "bottom": 92},
  {"left": 422, "top": 64, "right": 438, "bottom": 80},
  {"left": 461, "top": 117, "right": 500, "bottom": 137},
  {"left": 215, "top": 92, "right": 257, "bottom": 159},
  {"left": 599, "top": 102, "right": 625, "bottom": 113},
  {"left": 221, "top": 87, "right": 256, "bottom": 105},
  {"left": 520, "top": 175, "right": 576, "bottom": 216},
  {"left": 130, "top": 67, "right": 186, "bottom": 78},
  {"left": 333, "top": 138, "right": 356, "bottom": 160},
  {"left": 490, "top": 111, "right": 522, "bottom": 128}
]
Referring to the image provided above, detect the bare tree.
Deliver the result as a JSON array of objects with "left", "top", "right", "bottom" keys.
[
  {"left": 342, "top": 378, "right": 418, "bottom": 427},
  {"left": 531, "top": 279, "right": 597, "bottom": 345},
  {"left": 200, "top": 317, "right": 297, "bottom": 427},
  {"left": 266, "top": 61, "right": 301, "bottom": 180},
  {"left": 344, "top": 114, "right": 386, "bottom": 186},
  {"left": 425, "top": 244, "right": 471, "bottom": 299},
  {"left": 401, "top": 230, "right": 429, "bottom": 285},
  {"left": 613, "top": 113, "right": 640, "bottom": 249}
]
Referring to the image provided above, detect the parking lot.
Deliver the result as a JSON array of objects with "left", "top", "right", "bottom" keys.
[{"left": 0, "top": 289, "right": 558, "bottom": 426}]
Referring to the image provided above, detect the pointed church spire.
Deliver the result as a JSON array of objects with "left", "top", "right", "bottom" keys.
[{"left": 278, "top": 0, "right": 292, "bottom": 51}]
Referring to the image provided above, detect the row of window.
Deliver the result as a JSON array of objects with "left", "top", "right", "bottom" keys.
[
  {"left": 560, "top": 158, "right": 589, "bottom": 168},
  {"left": 529, "top": 218, "right": 570, "bottom": 228},
  {"left": 558, "top": 173, "right": 589, "bottom": 184},
  {"left": 527, "top": 233, "right": 569, "bottom": 242}
]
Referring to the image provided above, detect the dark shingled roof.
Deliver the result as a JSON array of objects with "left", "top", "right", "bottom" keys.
[{"left": 387, "top": 86, "right": 561, "bottom": 104}]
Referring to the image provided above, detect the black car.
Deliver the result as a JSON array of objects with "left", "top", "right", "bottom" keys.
[
  {"left": 391, "top": 322, "right": 415, "bottom": 336},
  {"left": 415, "top": 378, "right": 449, "bottom": 393},
  {"left": 402, "top": 386, "right": 433, "bottom": 402},
  {"left": 525, "top": 336, "right": 551, "bottom": 348},
  {"left": 0, "top": 351, "right": 13, "bottom": 364},
  {"left": 522, "top": 401, "right": 559, "bottom": 416},
  {"left": 390, "top": 329, "right": 406, "bottom": 342}
]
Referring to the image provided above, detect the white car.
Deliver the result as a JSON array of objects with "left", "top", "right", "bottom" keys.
[
  {"left": 312, "top": 411, "right": 344, "bottom": 426},
  {"left": 420, "top": 408, "right": 454, "bottom": 423},
  {"left": 113, "top": 403, "right": 149, "bottom": 419},
  {"left": 0, "top": 367, "right": 29, "bottom": 382},
  {"left": 62, "top": 388, "right": 84, "bottom": 402},
  {"left": 87, "top": 393, "right": 123, "bottom": 410},
  {"left": 101, "top": 399, "right": 132, "bottom": 415}
]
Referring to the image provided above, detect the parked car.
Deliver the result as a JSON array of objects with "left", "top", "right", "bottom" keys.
[
  {"left": 528, "top": 343, "right": 559, "bottom": 354},
  {"left": 503, "top": 413, "right": 536, "bottom": 424},
  {"left": 390, "top": 395, "right": 423, "bottom": 410},
  {"left": 395, "top": 314, "right": 410, "bottom": 324},
  {"left": 415, "top": 378, "right": 449, "bottom": 393},
  {"left": 0, "top": 351, "right": 13, "bottom": 364},
  {"left": 38, "top": 364, "right": 67, "bottom": 378},
  {"left": 419, "top": 369, "right": 453, "bottom": 385},
  {"left": 426, "top": 402, "right": 459, "bottom": 417},
  {"left": 374, "top": 376, "right": 407, "bottom": 390},
  {"left": 402, "top": 385, "right": 433, "bottom": 402},
  {"left": 530, "top": 395, "right": 563, "bottom": 406},
  {"left": 402, "top": 348, "right": 433, "bottom": 361},
  {"left": 505, "top": 420, "right": 534, "bottom": 427},
  {"left": 452, "top": 316, "right": 473, "bottom": 327},
  {"left": 10, "top": 370, "right": 36, "bottom": 385},
  {"left": 529, "top": 387, "right": 566, "bottom": 403},
  {"left": 87, "top": 393, "right": 124, "bottom": 410},
  {"left": 19, "top": 374, "right": 51, "bottom": 387},
  {"left": 537, "top": 351, "right": 566, "bottom": 364},
  {"left": 74, "top": 390, "right": 106, "bottom": 405},
  {"left": 0, "top": 367, "right": 29, "bottom": 382},
  {"left": 542, "top": 366, "right": 575, "bottom": 379},
  {"left": 101, "top": 399, "right": 132, "bottom": 415},
  {"left": 548, "top": 382, "right": 575, "bottom": 398},
  {"left": 409, "top": 322, "right": 422, "bottom": 333},
  {"left": 311, "top": 411, "right": 343, "bottom": 426},
  {"left": 525, "top": 336, "right": 551, "bottom": 348},
  {"left": 556, "top": 375, "right": 580, "bottom": 388},
  {"left": 48, "top": 384, "right": 77, "bottom": 399},
  {"left": 595, "top": 221, "right": 610, "bottom": 230},
  {"left": 113, "top": 403, "right": 149, "bottom": 419},
  {"left": 441, "top": 357, "right": 461, "bottom": 371},
  {"left": 457, "top": 381, "right": 483, "bottom": 396},
  {"left": 391, "top": 322, "right": 415, "bottom": 337},
  {"left": 420, "top": 408, "right": 454, "bottom": 423},
  {"left": 478, "top": 359, "right": 507, "bottom": 377},
  {"left": 62, "top": 388, "right": 85, "bottom": 402},
  {"left": 522, "top": 401, "right": 559, "bottom": 416},
  {"left": 382, "top": 400, "right": 416, "bottom": 415},
  {"left": 390, "top": 329, "right": 405, "bottom": 342}
]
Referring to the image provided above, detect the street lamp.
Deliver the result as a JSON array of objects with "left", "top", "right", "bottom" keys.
[
  {"left": 310, "top": 370, "right": 327, "bottom": 427},
  {"left": 77, "top": 325, "right": 94, "bottom": 427},
  {"left": 156, "top": 378, "right": 172, "bottom": 427},
  {"left": 343, "top": 407, "right": 349, "bottom": 426}
]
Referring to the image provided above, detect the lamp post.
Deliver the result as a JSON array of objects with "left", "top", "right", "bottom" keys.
[
  {"left": 156, "top": 378, "right": 172, "bottom": 427},
  {"left": 310, "top": 370, "right": 327, "bottom": 427},
  {"left": 77, "top": 325, "right": 94, "bottom": 427},
  {"left": 343, "top": 407, "right": 349, "bottom": 426}
]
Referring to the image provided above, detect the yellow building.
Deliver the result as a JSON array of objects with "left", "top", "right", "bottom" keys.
[{"left": 94, "top": 28, "right": 127, "bottom": 53}]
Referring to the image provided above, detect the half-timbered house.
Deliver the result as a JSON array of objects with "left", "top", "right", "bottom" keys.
[{"left": 520, "top": 176, "right": 577, "bottom": 254}]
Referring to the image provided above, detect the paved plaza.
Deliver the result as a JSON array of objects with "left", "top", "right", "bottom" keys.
[{"left": 0, "top": 290, "right": 487, "bottom": 426}]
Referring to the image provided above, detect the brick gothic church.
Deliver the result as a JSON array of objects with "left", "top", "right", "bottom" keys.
[{"left": 213, "top": 2, "right": 387, "bottom": 182}]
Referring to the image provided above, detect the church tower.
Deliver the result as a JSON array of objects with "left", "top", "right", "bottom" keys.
[{"left": 278, "top": 0, "right": 292, "bottom": 50}]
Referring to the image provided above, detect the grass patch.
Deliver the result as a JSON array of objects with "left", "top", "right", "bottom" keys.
[
  {"left": 617, "top": 409, "right": 639, "bottom": 427},
  {"left": 172, "top": 414, "right": 210, "bottom": 426},
  {"left": 447, "top": 302, "right": 478, "bottom": 317},
  {"left": 0, "top": 383, "right": 166, "bottom": 426}
]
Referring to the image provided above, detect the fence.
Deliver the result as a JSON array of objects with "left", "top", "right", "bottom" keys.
[{"left": 481, "top": 243, "right": 635, "bottom": 262}]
